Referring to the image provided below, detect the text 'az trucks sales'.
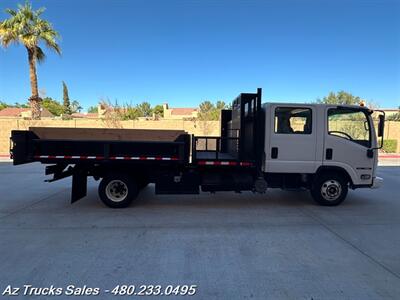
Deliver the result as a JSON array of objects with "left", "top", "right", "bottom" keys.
[{"left": 10, "top": 89, "right": 385, "bottom": 208}]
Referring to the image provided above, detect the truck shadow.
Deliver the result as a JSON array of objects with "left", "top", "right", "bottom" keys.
[{"left": 81, "top": 182, "right": 379, "bottom": 211}]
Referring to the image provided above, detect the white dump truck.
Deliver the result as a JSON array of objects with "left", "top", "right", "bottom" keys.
[{"left": 10, "top": 88, "right": 385, "bottom": 207}]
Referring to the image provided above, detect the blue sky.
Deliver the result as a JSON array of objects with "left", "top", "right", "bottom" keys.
[{"left": 0, "top": 0, "right": 399, "bottom": 111}]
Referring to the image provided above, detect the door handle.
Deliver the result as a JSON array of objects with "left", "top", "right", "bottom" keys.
[
  {"left": 271, "top": 147, "right": 278, "bottom": 159},
  {"left": 326, "top": 148, "right": 333, "bottom": 160}
]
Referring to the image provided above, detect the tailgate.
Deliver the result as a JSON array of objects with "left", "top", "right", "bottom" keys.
[{"left": 10, "top": 130, "right": 38, "bottom": 165}]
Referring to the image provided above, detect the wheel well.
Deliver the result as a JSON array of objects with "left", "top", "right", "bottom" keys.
[{"left": 315, "top": 166, "right": 353, "bottom": 186}]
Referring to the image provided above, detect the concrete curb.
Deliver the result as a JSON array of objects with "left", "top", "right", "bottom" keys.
[{"left": 379, "top": 154, "right": 400, "bottom": 159}]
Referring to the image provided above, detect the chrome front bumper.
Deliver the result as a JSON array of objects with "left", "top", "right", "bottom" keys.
[{"left": 371, "top": 176, "right": 383, "bottom": 189}]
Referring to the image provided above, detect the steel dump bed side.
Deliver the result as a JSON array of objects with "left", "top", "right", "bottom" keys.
[{"left": 11, "top": 127, "right": 190, "bottom": 165}]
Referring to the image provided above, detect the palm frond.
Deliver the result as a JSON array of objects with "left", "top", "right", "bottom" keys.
[
  {"left": 35, "top": 7, "right": 46, "bottom": 17},
  {"left": 0, "top": 24, "right": 18, "bottom": 48},
  {"left": 5, "top": 8, "right": 17, "bottom": 16},
  {"left": 0, "top": 1, "right": 61, "bottom": 55},
  {"left": 43, "top": 38, "right": 61, "bottom": 55},
  {"left": 35, "top": 45, "right": 46, "bottom": 63},
  {"left": 21, "top": 33, "right": 37, "bottom": 48}
]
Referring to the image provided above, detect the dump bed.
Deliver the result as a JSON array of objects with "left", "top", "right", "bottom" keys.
[
  {"left": 11, "top": 127, "right": 190, "bottom": 165},
  {"left": 29, "top": 127, "right": 185, "bottom": 142}
]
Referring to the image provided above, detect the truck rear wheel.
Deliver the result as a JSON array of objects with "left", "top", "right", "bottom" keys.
[
  {"left": 98, "top": 173, "right": 138, "bottom": 208},
  {"left": 311, "top": 172, "right": 348, "bottom": 206}
]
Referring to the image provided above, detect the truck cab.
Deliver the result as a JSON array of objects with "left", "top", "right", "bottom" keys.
[{"left": 262, "top": 102, "right": 383, "bottom": 205}]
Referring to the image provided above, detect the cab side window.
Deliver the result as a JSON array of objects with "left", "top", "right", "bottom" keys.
[
  {"left": 328, "top": 108, "right": 371, "bottom": 147},
  {"left": 274, "top": 107, "right": 312, "bottom": 134}
]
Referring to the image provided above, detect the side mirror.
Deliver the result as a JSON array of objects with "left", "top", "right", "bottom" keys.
[
  {"left": 363, "top": 120, "right": 369, "bottom": 131},
  {"left": 378, "top": 115, "right": 385, "bottom": 137}
]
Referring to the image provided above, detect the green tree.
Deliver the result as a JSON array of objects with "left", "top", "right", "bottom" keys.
[
  {"left": 198, "top": 101, "right": 214, "bottom": 120},
  {"left": 212, "top": 101, "right": 228, "bottom": 119},
  {"left": 0, "top": 1, "right": 61, "bottom": 119},
  {"left": 0, "top": 101, "right": 9, "bottom": 110},
  {"left": 13, "top": 102, "right": 29, "bottom": 108},
  {"left": 198, "top": 100, "right": 228, "bottom": 121},
  {"left": 153, "top": 104, "right": 164, "bottom": 118},
  {"left": 71, "top": 100, "right": 82, "bottom": 113},
  {"left": 0, "top": 101, "right": 30, "bottom": 110},
  {"left": 215, "top": 101, "right": 227, "bottom": 110},
  {"left": 87, "top": 105, "right": 98, "bottom": 113},
  {"left": 387, "top": 114, "right": 400, "bottom": 121},
  {"left": 387, "top": 106, "right": 400, "bottom": 121},
  {"left": 62, "top": 81, "right": 72, "bottom": 116},
  {"left": 136, "top": 101, "right": 152, "bottom": 117},
  {"left": 317, "top": 91, "right": 362, "bottom": 105},
  {"left": 41, "top": 97, "right": 63, "bottom": 116},
  {"left": 122, "top": 105, "right": 141, "bottom": 120}
]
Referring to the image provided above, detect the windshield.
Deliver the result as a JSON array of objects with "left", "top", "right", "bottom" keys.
[{"left": 328, "top": 108, "right": 371, "bottom": 147}]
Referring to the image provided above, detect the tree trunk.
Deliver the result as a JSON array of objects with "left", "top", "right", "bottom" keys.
[{"left": 27, "top": 47, "right": 42, "bottom": 120}]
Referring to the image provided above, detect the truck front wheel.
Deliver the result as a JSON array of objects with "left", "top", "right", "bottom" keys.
[
  {"left": 311, "top": 173, "right": 348, "bottom": 206},
  {"left": 98, "top": 173, "right": 138, "bottom": 208}
]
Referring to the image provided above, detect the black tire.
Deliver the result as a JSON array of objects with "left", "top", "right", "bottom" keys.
[
  {"left": 310, "top": 172, "right": 348, "bottom": 206},
  {"left": 98, "top": 173, "right": 138, "bottom": 208}
]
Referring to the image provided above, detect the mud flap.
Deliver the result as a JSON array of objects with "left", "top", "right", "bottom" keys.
[{"left": 71, "top": 169, "right": 87, "bottom": 203}]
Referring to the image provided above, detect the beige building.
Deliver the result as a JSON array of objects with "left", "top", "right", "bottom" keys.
[
  {"left": 162, "top": 103, "right": 198, "bottom": 119},
  {"left": 0, "top": 107, "right": 54, "bottom": 119},
  {"left": 382, "top": 108, "right": 400, "bottom": 118}
]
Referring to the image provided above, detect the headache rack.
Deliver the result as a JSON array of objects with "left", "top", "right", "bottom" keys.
[
  {"left": 192, "top": 88, "right": 264, "bottom": 168},
  {"left": 192, "top": 135, "right": 239, "bottom": 160}
]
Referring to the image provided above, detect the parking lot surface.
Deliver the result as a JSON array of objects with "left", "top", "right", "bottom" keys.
[{"left": 0, "top": 162, "right": 399, "bottom": 299}]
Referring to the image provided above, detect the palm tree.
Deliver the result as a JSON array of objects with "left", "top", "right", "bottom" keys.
[{"left": 0, "top": 1, "right": 61, "bottom": 119}]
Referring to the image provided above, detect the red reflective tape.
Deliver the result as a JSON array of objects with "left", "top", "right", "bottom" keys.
[
  {"left": 240, "top": 162, "right": 252, "bottom": 166},
  {"left": 229, "top": 161, "right": 237, "bottom": 166},
  {"left": 32, "top": 155, "right": 181, "bottom": 161},
  {"left": 198, "top": 161, "right": 206, "bottom": 165},
  {"left": 214, "top": 161, "right": 221, "bottom": 165}
]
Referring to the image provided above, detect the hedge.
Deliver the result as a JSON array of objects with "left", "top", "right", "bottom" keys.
[{"left": 382, "top": 139, "right": 398, "bottom": 153}]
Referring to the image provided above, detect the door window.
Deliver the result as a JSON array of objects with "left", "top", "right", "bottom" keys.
[
  {"left": 328, "top": 108, "right": 371, "bottom": 147},
  {"left": 274, "top": 107, "right": 312, "bottom": 134}
]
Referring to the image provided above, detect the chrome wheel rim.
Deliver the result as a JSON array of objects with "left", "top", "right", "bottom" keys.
[
  {"left": 321, "top": 180, "right": 342, "bottom": 201},
  {"left": 105, "top": 180, "right": 128, "bottom": 202}
]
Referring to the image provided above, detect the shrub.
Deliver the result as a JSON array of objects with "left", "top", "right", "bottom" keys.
[
  {"left": 387, "top": 113, "right": 400, "bottom": 121},
  {"left": 382, "top": 139, "right": 398, "bottom": 153}
]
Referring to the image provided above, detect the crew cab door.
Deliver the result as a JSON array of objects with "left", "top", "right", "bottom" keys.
[
  {"left": 266, "top": 105, "right": 318, "bottom": 173},
  {"left": 323, "top": 107, "right": 375, "bottom": 186}
]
